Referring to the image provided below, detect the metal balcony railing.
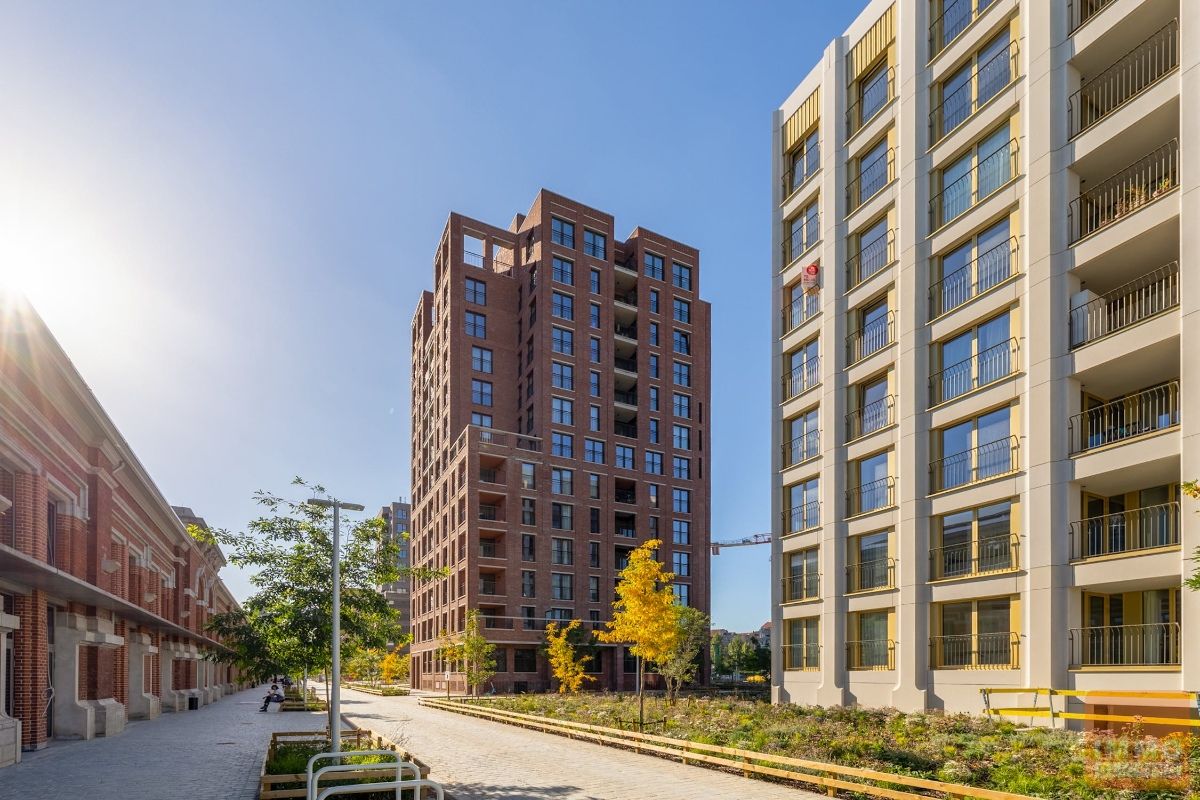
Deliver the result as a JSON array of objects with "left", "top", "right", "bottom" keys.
[
  {"left": 781, "top": 430, "right": 820, "bottom": 468},
  {"left": 847, "top": 67, "right": 895, "bottom": 138},
  {"left": 1070, "top": 622, "right": 1180, "bottom": 667},
  {"left": 478, "top": 505, "right": 503, "bottom": 522},
  {"left": 479, "top": 468, "right": 502, "bottom": 485},
  {"left": 781, "top": 144, "right": 821, "bottom": 200},
  {"left": 929, "top": 0, "right": 986, "bottom": 57},
  {"left": 930, "top": 236, "right": 1018, "bottom": 318},
  {"left": 782, "top": 501, "right": 821, "bottom": 534},
  {"left": 614, "top": 291, "right": 637, "bottom": 307},
  {"left": 846, "top": 557, "right": 895, "bottom": 593},
  {"left": 1068, "top": 262, "right": 1179, "bottom": 348},
  {"left": 931, "top": 632, "right": 1019, "bottom": 668},
  {"left": 847, "top": 228, "right": 895, "bottom": 290},
  {"left": 930, "top": 41, "right": 1019, "bottom": 142},
  {"left": 930, "top": 436, "right": 1019, "bottom": 492},
  {"left": 783, "top": 642, "right": 820, "bottom": 670},
  {"left": 1068, "top": 382, "right": 1179, "bottom": 454},
  {"left": 782, "top": 358, "right": 821, "bottom": 400},
  {"left": 614, "top": 421, "right": 637, "bottom": 439},
  {"left": 1069, "top": 20, "right": 1178, "bottom": 137},
  {"left": 1069, "top": 0, "right": 1118, "bottom": 33},
  {"left": 782, "top": 292, "right": 821, "bottom": 335},
  {"left": 846, "top": 312, "right": 894, "bottom": 365},
  {"left": 930, "top": 138, "right": 1018, "bottom": 229},
  {"left": 847, "top": 148, "right": 895, "bottom": 213},
  {"left": 847, "top": 476, "right": 895, "bottom": 516},
  {"left": 614, "top": 323, "right": 638, "bottom": 340},
  {"left": 469, "top": 425, "right": 541, "bottom": 452},
  {"left": 614, "top": 490, "right": 636, "bottom": 505},
  {"left": 929, "top": 338, "right": 1019, "bottom": 406},
  {"left": 614, "top": 389, "right": 638, "bottom": 406},
  {"left": 614, "top": 356, "right": 638, "bottom": 373},
  {"left": 782, "top": 214, "right": 820, "bottom": 265},
  {"left": 930, "top": 534, "right": 1019, "bottom": 580},
  {"left": 1070, "top": 501, "right": 1180, "bottom": 561},
  {"left": 846, "top": 395, "right": 895, "bottom": 441},
  {"left": 482, "top": 616, "right": 515, "bottom": 630},
  {"left": 479, "top": 579, "right": 500, "bottom": 596},
  {"left": 781, "top": 572, "right": 820, "bottom": 603},
  {"left": 464, "top": 249, "right": 485, "bottom": 268},
  {"left": 1069, "top": 139, "right": 1179, "bottom": 243},
  {"left": 616, "top": 527, "right": 636, "bottom": 539},
  {"left": 479, "top": 541, "right": 499, "bottom": 558},
  {"left": 847, "top": 639, "right": 895, "bottom": 670}
]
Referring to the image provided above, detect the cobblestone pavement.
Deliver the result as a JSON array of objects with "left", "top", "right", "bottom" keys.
[
  {"left": 0, "top": 685, "right": 327, "bottom": 800},
  {"left": 340, "top": 688, "right": 823, "bottom": 800}
]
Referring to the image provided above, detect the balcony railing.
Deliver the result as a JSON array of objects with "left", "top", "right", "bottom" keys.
[
  {"left": 478, "top": 505, "right": 504, "bottom": 522},
  {"left": 614, "top": 291, "right": 638, "bottom": 307},
  {"left": 479, "top": 579, "right": 500, "bottom": 596},
  {"left": 846, "top": 67, "right": 895, "bottom": 139},
  {"left": 847, "top": 148, "right": 895, "bottom": 213},
  {"left": 929, "top": 0, "right": 988, "bottom": 58},
  {"left": 1069, "top": 20, "right": 1178, "bottom": 137},
  {"left": 929, "top": 338, "right": 1019, "bottom": 406},
  {"left": 930, "top": 534, "right": 1019, "bottom": 580},
  {"left": 614, "top": 421, "right": 637, "bottom": 439},
  {"left": 470, "top": 425, "right": 541, "bottom": 452},
  {"left": 930, "top": 236, "right": 1018, "bottom": 319},
  {"left": 847, "top": 639, "right": 895, "bottom": 670},
  {"left": 783, "top": 642, "right": 820, "bottom": 670},
  {"left": 931, "top": 138, "right": 1018, "bottom": 229},
  {"left": 614, "top": 323, "right": 638, "bottom": 340},
  {"left": 846, "top": 395, "right": 895, "bottom": 441},
  {"left": 931, "top": 632, "right": 1019, "bottom": 668},
  {"left": 847, "top": 557, "right": 895, "bottom": 593},
  {"left": 479, "top": 541, "right": 499, "bottom": 558},
  {"left": 782, "top": 292, "right": 821, "bottom": 335},
  {"left": 1070, "top": 622, "right": 1180, "bottom": 667},
  {"left": 1070, "top": 501, "right": 1180, "bottom": 561},
  {"left": 1069, "top": 139, "right": 1179, "bottom": 243},
  {"left": 930, "top": 41, "right": 1019, "bottom": 143},
  {"left": 614, "top": 389, "right": 638, "bottom": 406},
  {"left": 1068, "top": 382, "right": 1179, "bottom": 454},
  {"left": 781, "top": 145, "right": 820, "bottom": 200},
  {"left": 781, "top": 572, "right": 820, "bottom": 603},
  {"left": 614, "top": 490, "right": 636, "bottom": 505},
  {"left": 1069, "top": 0, "right": 1118, "bottom": 34},
  {"left": 551, "top": 228, "right": 575, "bottom": 248},
  {"left": 781, "top": 430, "right": 820, "bottom": 468},
  {"left": 782, "top": 358, "right": 820, "bottom": 400},
  {"left": 846, "top": 311, "right": 895, "bottom": 365},
  {"left": 930, "top": 436, "right": 1019, "bottom": 492},
  {"left": 482, "top": 615, "right": 515, "bottom": 630},
  {"left": 847, "top": 476, "right": 895, "bottom": 517},
  {"left": 847, "top": 228, "right": 895, "bottom": 290},
  {"left": 616, "top": 527, "right": 636, "bottom": 539},
  {"left": 782, "top": 215, "right": 820, "bottom": 266},
  {"left": 614, "top": 356, "right": 638, "bottom": 373},
  {"left": 479, "top": 468, "right": 501, "bottom": 484},
  {"left": 782, "top": 501, "right": 821, "bottom": 534},
  {"left": 1068, "top": 262, "right": 1179, "bottom": 348}
]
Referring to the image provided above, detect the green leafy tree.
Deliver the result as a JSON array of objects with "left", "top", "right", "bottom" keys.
[
  {"left": 727, "top": 636, "right": 755, "bottom": 680},
  {"left": 1184, "top": 481, "right": 1200, "bottom": 591},
  {"left": 436, "top": 609, "right": 497, "bottom": 696},
  {"left": 655, "top": 607, "right": 710, "bottom": 704},
  {"left": 710, "top": 633, "right": 728, "bottom": 677}
]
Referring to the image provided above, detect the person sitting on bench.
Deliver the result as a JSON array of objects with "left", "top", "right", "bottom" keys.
[{"left": 259, "top": 684, "right": 283, "bottom": 712}]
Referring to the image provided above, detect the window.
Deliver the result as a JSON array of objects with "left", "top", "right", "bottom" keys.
[
  {"left": 934, "top": 311, "right": 1012, "bottom": 404},
  {"left": 649, "top": 322, "right": 659, "bottom": 346},
  {"left": 785, "top": 338, "right": 820, "bottom": 398},
  {"left": 590, "top": 507, "right": 601, "bottom": 533},
  {"left": 584, "top": 439, "right": 605, "bottom": 464},
  {"left": 858, "top": 61, "right": 890, "bottom": 124},
  {"left": 551, "top": 468, "right": 573, "bottom": 495},
  {"left": 519, "top": 607, "right": 536, "bottom": 630},
  {"left": 552, "top": 256, "right": 574, "bottom": 285},
  {"left": 648, "top": 354, "right": 659, "bottom": 378},
  {"left": 551, "top": 362, "right": 574, "bottom": 390},
  {"left": 672, "top": 519, "right": 690, "bottom": 545},
  {"left": 850, "top": 609, "right": 892, "bottom": 669},
  {"left": 649, "top": 419, "right": 660, "bottom": 443},
  {"left": 528, "top": 297, "right": 536, "bottom": 324},
  {"left": 785, "top": 617, "right": 820, "bottom": 669},
  {"left": 588, "top": 576, "right": 601, "bottom": 603},
  {"left": 615, "top": 445, "right": 634, "bottom": 470},
  {"left": 551, "top": 537, "right": 574, "bottom": 565},
  {"left": 672, "top": 456, "right": 690, "bottom": 480},
  {"left": 644, "top": 451, "right": 663, "bottom": 475},
  {"left": 935, "top": 217, "right": 1013, "bottom": 317},
  {"left": 670, "top": 552, "right": 691, "bottom": 578},
  {"left": 521, "top": 533, "right": 536, "bottom": 561},
  {"left": 471, "top": 379, "right": 493, "bottom": 407},
  {"left": 471, "top": 412, "right": 493, "bottom": 428},
  {"left": 588, "top": 474, "right": 600, "bottom": 499},
  {"left": 673, "top": 361, "right": 691, "bottom": 387},
  {"left": 672, "top": 330, "right": 690, "bottom": 355},
  {"left": 932, "top": 500, "right": 1015, "bottom": 579},
  {"left": 552, "top": 327, "right": 574, "bottom": 355},
  {"left": 589, "top": 371, "right": 600, "bottom": 397},
  {"left": 672, "top": 488, "right": 691, "bottom": 514},
  {"left": 849, "top": 531, "right": 891, "bottom": 592},
  {"left": 589, "top": 541, "right": 601, "bottom": 568},
  {"left": 590, "top": 269, "right": 600, "bottom": 294},
  {"left": 465, "top": 277, "right": 487, "bottom": 305},
  {"left": 589, "top": 405, "right": 600, "bottom": 432},
  {"left": 551, "top": 217, "right": 575, "bottom": 248},
  {"left": 649, "top": 289, "right": 659, "bottom": 314},
  {"left": 672, "top": 298, "right": 691, "bottom": 323},
  {"left": 551, "top": 397, "right": 574, "bottom": 426},
  {"left": 644, "top": 252, "right": 664, "bottom": 279},
  {"left": 785, "top": 128, "right": 820, "bottom": 195},
  {"left": 583, "top": 230, "right": 607, "bottom": 259},
  {"left": 786, "top": 478, "right": 820, "bottom": 532},
  {"left": 471, "top": 346, "right": 493, "bottom": 373},
  {"left": 546, "top": 608, "right": 573, "bottom": 623},
  {"left": 551, "top": 573, "right": 574, "bottom": 601},
  {"left": 853, "top": 451, "right": 892, "bottom": 514},
  {"left": 785, "top": 199, "right": 820, "bottom": 262},
  {"left": 522, "top": 498, "right": 536, "bottom": 525},
  {"left": 552, "top": 292, "right": 574, "bottom": 321},
  {"left": 648, "top": 484, "right": 659, "bottom": 508},
  {"left": 521, "top": 570, "right": 536, "bottom": 598},
  {"left": 520, "top": 463, "right": 536, "bottom": 490},
  {"left": 672, "top": 263, "right": 692, "bottom": 291},
  {"left": 649, "top": 387, "right": 660, "bottom": 411},
  {"left": 936, "top": 30, "right": 1011, "bottom": 140},
  {"left": 513, "top": 647, "right": 537, "bottom": 672},
  {"left": 934, "top": 596, "right": 1016, "bottom": 668},
  {"left": 551, "top": 432, "right": 574, "bottom": 458},
  {"left": 672, "top": 424, "right": 691, "bottom": 450},
  {"left": 589, "top": 337, "right": 600, "bottom": 363},
  {"left": 935, "top": 405, "right": 1013, "bottom": 491},
  {"left": 552, "top": 503, "right": 574, "bottom": 531},
  {"left": 465, "top": 311, "right": 486, "bottom": 338},
  {"left": 673, "top": 583, "right": 690, "bottom": 607},
  {"left": 937, "top": 122, "right": 1013, "bottom": 226}
]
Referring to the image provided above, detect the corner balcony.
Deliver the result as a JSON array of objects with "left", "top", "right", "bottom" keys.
[
  {"left": 1068, "top": 382, "right": 1179, "bottom": 455},
  {"left": 1068, "top": 19, "right": 1178, "bottom": 138},
  {"left": 1069, "top": 622, "right": 1180, "bottom": 669},
  {"left": 930, "top": 437, "right": 1020, "bottom": 494},
  {"left": 1068, "top": 261, "right": 1178, "bottom": 349},
  {"left": 1069, "top": 501, "right": 1180, "bottom": 562},
  {"left": 1068, "top": 139, "right": 1178, "bottom": 244}
]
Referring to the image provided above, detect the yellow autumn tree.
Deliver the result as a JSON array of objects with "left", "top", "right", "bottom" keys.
[
  {"left": 545, "top": 619, "right": 593, "bottom": 694},
  {"left": 380, "top": 648, "right": 409, "bottom": 684}
]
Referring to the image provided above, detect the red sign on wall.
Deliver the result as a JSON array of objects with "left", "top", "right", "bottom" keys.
[{"left": 800, "top": 262, "right": 820, "bottom": 293}]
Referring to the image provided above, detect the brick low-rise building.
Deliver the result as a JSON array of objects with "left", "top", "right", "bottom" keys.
[
  {"left": 408, "top": 189, "right": 711, "bottom": 692},
  {"left": 0, "top": 294, "right": 245, "bottom": 767}
]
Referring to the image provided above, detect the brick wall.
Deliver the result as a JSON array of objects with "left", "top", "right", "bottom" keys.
[{"left": 13, "top": 591, "right": 48, "bottom": 747}]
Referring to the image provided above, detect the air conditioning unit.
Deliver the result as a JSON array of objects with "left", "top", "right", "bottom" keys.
[{"left": 1069, "top": 289, "right": 1101, "bottom": 347}]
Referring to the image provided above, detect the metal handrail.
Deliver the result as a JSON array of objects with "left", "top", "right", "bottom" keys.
[
  {"left": 930, "top": 138, "right": 1019, "bottom": 229},
  {"left": 781, "top": 430, "right": 820, "bottom": 468},
  {"left": 614, "top": 389, "right": 638, "bottom": 406},
  {"left": 929, "top": 0, "right": 982, "bottom": 57},
  {"left": 782, "top": 358, "right": 821, "bottom": 400},
  {"left": 930, "top": 41, "right": 1019, "bottom": 142},
  {"left": 614, "top": 356, "right": 638, "bottom": 373},
  {"left": 782, "top": 212, "right": 820, "bottom": 266},
  {"left": 478, "top": 505, "right": 503, "bottom": 522},
  {"left": 316, "top": 780, "right": 445, "bottom": 800},
  {"left": 929, "top": 236, "right": 1019, "bottom": 318},
  {"left": 929, "top": 338, "right": 1019, "bottom": 406},
  {"left": 614, "top": 323, "right": 638, "bottom": 340},
  {"left": 846, "top": 476, "right": 895, "bottom": 516},
  {"left": 780, "top": 572, "right": 820, "bottom": 602},
  {"left": 846, "top": 311, "right": 895, "bottom": 365},
  {"left": 847, "top": 228, "right": 895, "bottom": 290},
  {"left": 1069, "top": 622, "right": 1180, "bottom": 667},
  {"left": 1069, "top": 501, "right": 1180, "bottom": 561},
  {"left": 930, "top": 632, "right": 1019, "bottom": 669},
  {"left": 1068, "top": 381, "right": 1179, "bottom": 454},
  {"left": 583, "top": 240, "right": 606, "bottom": 259},
  {"left": 846, "top": 557, "right": 896, "bottom": 593},
  {"left": 846, "top": 395, "right": 895, "bottom": 441},
  {"left": 930, "top": 436, "right": 1019, "bottom": 492},
  {"left": 306, "top": 751, "right": 421, "bottom": 800},
  {"left": 847, "top": 639, "right": 895, "bottom": 670},
  {"left": 614, "top": 291, "right": 637, "bottom": 307},
  {"left": 1069, "top": 0, "right": 1117, "bottom": 33},
  {"left": 550, "top": 229, "right": 574, "bottom": 248},
  {"left": 781, "top": 500, "right": 821, "bottom": 534},
  {"left": 1069, "top": 20, "right": 1178, "bottom": 137},
  {"left": 929, "top": 533, "right": 1019, "bottom": 580},
  {"left": 479, "top": 468, "right": 501, "bottom": 484},
  {"left": 463, "top": 249, "right": 486, "bottom": 268},
  {"left": 846, "top": 67, "right": 895, "bottom": 138},
  {"left": 847, "top": 147, "right": 895, "bottom": 213},
  {"left": 1069, "top": 139, "right": 1179, "bottom": 243},
  {"left": 781, "top": 142, "right": 821, "bottom": 200},
  {"left": 781, "top": 292, "right": 821, "bottom": 335},
  {"left": 613, "top": 421, "right": 637, "bottom": 439},
  {"left": 1069, "top": 262, "right": 1179, "bottom": 347},
  {"left": 783, "top": 642, "right": 821, "bottom": 670},
  {"left": 479, "top": 541, "right": 499, "bottom": 558}
]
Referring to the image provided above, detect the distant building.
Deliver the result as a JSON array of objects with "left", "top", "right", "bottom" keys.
[{"left": 378, "top": 500, "right": 411, "bottom": 646}]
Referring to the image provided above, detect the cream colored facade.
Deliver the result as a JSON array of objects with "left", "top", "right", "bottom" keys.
[{"left": 771, "top": 0, "right": 1199, "bottom": 717}]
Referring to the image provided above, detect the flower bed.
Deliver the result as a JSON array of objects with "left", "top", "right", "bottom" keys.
[
  {"left": 259, "top": 727, "right": 428, "bottom": 799},
  {"left": 342, "top": 683, "right": 409, "bottom": 697}
]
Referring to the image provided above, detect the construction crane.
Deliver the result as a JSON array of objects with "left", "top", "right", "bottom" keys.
[{"left": 710, "top": 533, "right": 772, "bottom": 556}]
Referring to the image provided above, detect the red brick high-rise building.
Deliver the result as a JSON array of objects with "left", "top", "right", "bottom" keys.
[{"left": 409, "top": 190, "right": 711, "bottom": 692}]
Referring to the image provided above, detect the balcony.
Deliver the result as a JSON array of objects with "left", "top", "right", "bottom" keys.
[
  {"left": 846, "top": 396, "right": 895, "bottom": 441},
  {"left": 930, "top": 436, "right": 1020, "bottom": 493},
  {"left": 479, "top": 540, "right": 501, "bottom": 559},
  {"left": 615, "top": 511, "right": 636, "bottom": 539},
  {"left": 782, "top": 501, "right": 820, "bottom": 535},
  {"left": 930, "top": 41, "right": 1019, "bottom": 143},
  {"left": 613, "top": 388, "right": 638, "bottom": 408},
  {"left": 846, "top": 312, "right": 894, "bottom": 366},
  {"left": 930, "top": 137, "right": 1018, "bottom": 230},
  {"left": 479, "top": 467, "right": 503, "bottom": 485},
  {"left": 614, "top": 290, "right": 638, "bottom": 309},
  {"left": 846, "top": 557, "right": 895, "bottom": 594},
  {"left": 930, "top": 236, "right": 1018, "bottom": 319},
  {"left": 782, "top": 358, "right": 820, "bottom": 401},
  {"left": 614, "top": 356, "right": 638, "bottom": 374},
  {"left": 846, "top": 228, "right": 895, "bottom": 291},
  {"left": 614, "top": 488, "right": 636, "bottom": 505},
  {"left": 479, "top": 578, "right": 501, "bottom": 597},
  {"left": 781, "top": 430, "right": 820, "bottom": 469},
  {"left": 1069, "top": 501, "right": 1179, "bottom": 561},
  {"left": 930, "top": 534, "right": 1019, "bottom": 580},
  {"left": 846, "top": 476, "right": 896, "bottom": 517},
  {"left": 1069, "top": 139, "right": 1178, "bottom": 244},
  {"left": 478, "top": 504, "right": 504, "bottom": 522},
  {"left": 1068, "top": 262, "right": 1178, "bottom": 348},
  {"left": 1069, "top": 0, "right": 1117, "bottom": 33},
  {"left": 1069, "top": 622, "right": 1180, "bottom": 668},
  {"left": 470, "top": 424, "right": 541, "bottom": 453},
  {"left": 781, "top": 572, "right": 820, "bottom": 603},
  {"left": 781, "top": 293, "right": 820, "bottom": 336},
  {"left": 614, "top": 420, "right": 637, "bottom": 439},
  {"left": 929, "top": 338, "right": 1019, "bottom": 407},
  {"left": 931, "top": 633, "right": 1020, "bottom": 669},
  {"left": 614, "top": 323, "right": 638, "bottom": 341},
  {"left": 482, "top": 615, "right": 515, "bottom": 630},
  {"left": 846, "top": 67, "right": 894, "bottom": 139},
  {"left": 846, "top": 147, "right": 895, "bottom": 214},
  {"left": 847, "top": 639, "right": 894, "bottom": 671},
  {"left": 783, "top": 642, "right": 820, "bottom": 671},
  {"left": 1068, "top": 382, "right": 1179, "bottom": 454},
  {"left": 1069, "top": 20, "right": 1178, "bottom": 138}
]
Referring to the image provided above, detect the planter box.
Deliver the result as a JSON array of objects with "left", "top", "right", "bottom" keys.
[
  {"left": 259, "top": 727, "right": 429, "bottom": 799},
  {"left": 341, "top": 683, "right": 410, "bottom": 697}
]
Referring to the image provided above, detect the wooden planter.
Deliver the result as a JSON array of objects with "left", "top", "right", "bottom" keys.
[
  {"left": 341, "top": 683, "right": 410, "bottom": 697},
  {"left": 259, "top": 727, "right": 430, "bottom": 799}
]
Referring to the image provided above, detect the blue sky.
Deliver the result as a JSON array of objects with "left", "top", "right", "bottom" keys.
[{"left": 0, "top": 2, "right": 859, "bottom": 632}]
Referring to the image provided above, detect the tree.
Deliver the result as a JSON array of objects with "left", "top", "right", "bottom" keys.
[
  {"left": 436, "top": 609, "right": 496, "bottom": 696},
  {"left": 598, "top": 539, "right": 680, "bottom": 728},
  {"left": 656, "top": 607, "right": 709, "bottom": 704},
  {"left": 710, "top": 632, "right": 728, "bottom": 677},
  {"left": 1184, "top": 481, "right": 1200, "bottom": 591},
  {"left": 380, "top": 648, "right": 409, "bottom": 685},
  {"left": 344, "top": 647, "right": 385, "bottom": 686},
  {"left": 545, "top": 619, "right": 594, "bottom": 694},
  {"left": 727, "top": 636, "right": 755, "bottom": 680}
]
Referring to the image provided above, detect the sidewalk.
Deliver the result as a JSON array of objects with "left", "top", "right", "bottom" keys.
[{"left": 0, "top": 686, "right": 327, "bottom": 800}]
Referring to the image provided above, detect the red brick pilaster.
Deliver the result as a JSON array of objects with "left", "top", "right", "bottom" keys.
[
  {"left": 113, "top": 619, "right": 127, "bottom": 706},
  {"left": 13, "top": 591, "right": 49, "bottom": 748}
]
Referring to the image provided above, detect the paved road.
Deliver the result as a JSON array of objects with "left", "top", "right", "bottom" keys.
[{"left": 340, "top": 688, "right": 822, "bottom": 800}]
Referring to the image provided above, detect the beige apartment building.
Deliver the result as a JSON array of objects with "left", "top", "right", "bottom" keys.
[{"left": 771, "top": 0, "right": 1198, "bottom": 718}]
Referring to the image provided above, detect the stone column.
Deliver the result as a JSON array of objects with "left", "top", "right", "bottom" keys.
[
  {"left": 0, "top": 611, "right": 22, "bottom": 767},
  {"left": 159, "top": 644, "right": 181, "bottom": 713},
  {"left": 125, "top": 632, "right": 160, "bottom": 720},
  {"left": 52, "top": 613, "right": 125, "bottom": 739}
]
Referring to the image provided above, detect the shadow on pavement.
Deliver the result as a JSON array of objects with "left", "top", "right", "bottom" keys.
[{"left": 447, "top": 783, "right": 596, "bottom": 800}]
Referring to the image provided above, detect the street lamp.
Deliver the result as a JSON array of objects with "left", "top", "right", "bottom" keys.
[{"left": 307, "top": 497, "right": 364, "bottom": 753}]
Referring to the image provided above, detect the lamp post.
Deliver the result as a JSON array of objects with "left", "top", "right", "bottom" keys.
[{"left": 307, "top": 497, "right": 364, "bottom": 753}]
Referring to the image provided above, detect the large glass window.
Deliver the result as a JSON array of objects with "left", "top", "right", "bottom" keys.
[
  {"left": 471, "top": 346, "right": 493, "bottom": 373},
  {"left": 465, "top": 311, "right": 486, "bottom": 338},
  {"left": 552, "top": 292, "right": 574, "bottom": 321},
  {"left": 552, "top": 256, "right": 574, "bottom": 285},
  {"left": 644, "top": 252, "right": 664, "bottom": 280},
  {"left": 786, "top": 478, "right": 820, "bottom": 532},
  {"left": 551, "top": 217, "right": 575, "bottom": 248},
  {"left": 465, "top": 277, "right": 487, "bottom": 305}
]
